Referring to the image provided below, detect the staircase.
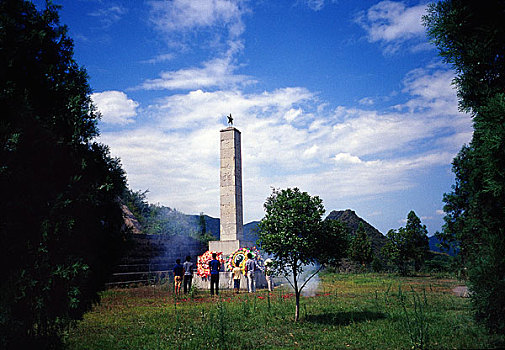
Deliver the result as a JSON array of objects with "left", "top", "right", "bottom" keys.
[{"left": 107, "top": 234, "right": 207, "bottom": 287}]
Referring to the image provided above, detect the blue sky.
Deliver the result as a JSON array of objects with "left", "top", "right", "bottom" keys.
[{"left": 35, "top": 0, "right": 473, "bottom": 235}]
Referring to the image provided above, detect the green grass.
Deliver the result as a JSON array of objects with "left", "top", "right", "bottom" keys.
[{"left": 64, "top": 273, "right": 504, "bottom": 349}]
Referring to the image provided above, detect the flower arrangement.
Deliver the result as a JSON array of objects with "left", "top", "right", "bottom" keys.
[
  {"left": 225, "top": 247, "right": 264, "bottom": 274},
  {"left": 196, "top": 251, "right": 224, "bottom": 278}
]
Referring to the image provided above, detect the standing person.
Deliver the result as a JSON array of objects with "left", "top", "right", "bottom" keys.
[
  {"left": 264, "top": 258, "right": 274, "bottom": 292},
  {"left": 245, "top": 253, "right": 257, "bottom": 293},
  {"left": 182, "top": 256, "right": 193, "bottom": 294},
  {"left": 209, "top": 253, "right": 221, "bottom": 296},
  {"left": 173, "top": 259, "right": 184, "bottom": 296},
  {"left": 231, "top": 265, "right": 242, "bottom": 294}
]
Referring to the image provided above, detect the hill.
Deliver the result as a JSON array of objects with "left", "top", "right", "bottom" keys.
[{"left": 325, "top": 209, "right": 387, "bottom": 255}]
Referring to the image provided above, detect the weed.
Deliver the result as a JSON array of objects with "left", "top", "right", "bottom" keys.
[{"left": 398, "top": 286, "right": 430, "bottom": 350}]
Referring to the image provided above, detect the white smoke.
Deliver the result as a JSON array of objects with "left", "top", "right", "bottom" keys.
[{"left": 283, "top": 263, "right": 321, "bottom": 297}]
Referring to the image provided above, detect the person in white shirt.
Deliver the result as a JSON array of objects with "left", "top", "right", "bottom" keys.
[
  {"left": 245, "top": 253, "right": 257, "bottom": 293},
  {"left": 182, "top": 256, "right": 193, "bottom": 294}
]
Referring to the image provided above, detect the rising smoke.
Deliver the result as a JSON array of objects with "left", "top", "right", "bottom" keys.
[{"left": 282, "top": 263, "right": 321, "bottom": 297}]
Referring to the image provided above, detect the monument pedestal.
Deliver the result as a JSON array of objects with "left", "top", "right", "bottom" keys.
[{"left": 208, "top": 240, "right": 255, "bottom": 256}]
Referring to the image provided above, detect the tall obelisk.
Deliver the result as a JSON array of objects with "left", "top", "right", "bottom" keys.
[{"left": 209, "top": 124, "right": 249, "bottom": 255}]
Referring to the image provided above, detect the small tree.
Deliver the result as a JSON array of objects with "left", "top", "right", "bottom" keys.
[
  {"left": 258, "top": 188, "right": 348, "bottom": 321},
  {"left": 349, "top": 222, "right": 373, "bottom": 268}
]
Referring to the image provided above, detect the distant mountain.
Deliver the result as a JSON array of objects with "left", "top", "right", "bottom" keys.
[
  {"left": 185, "top": 213, "right": 220, "bottom": 239},
  {"left": 244, "top": 221, "right": 260, "bottom": 244},
  {"left": 325, "top": 209, "right": 387, "bottom": 255},
  {"left": 428, "top": 235, "right": 458, "bottom": 256}
]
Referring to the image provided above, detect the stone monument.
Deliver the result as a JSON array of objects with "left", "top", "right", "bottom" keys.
[{"left": 209, "top": 121, "right": 252, "bottom": 256}]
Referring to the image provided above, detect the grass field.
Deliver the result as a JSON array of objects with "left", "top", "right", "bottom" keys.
[{"left": 64, "top": 273, "right": 504, "bottom": 349}]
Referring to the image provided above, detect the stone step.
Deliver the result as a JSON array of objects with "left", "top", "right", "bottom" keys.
[
  {"left": 109, "top": 270, "right": 173, "bottom": 283},
  {"left": 107, "top": 233, "right": 207, "bottom": 287}
]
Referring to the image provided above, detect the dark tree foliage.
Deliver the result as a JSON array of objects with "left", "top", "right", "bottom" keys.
[
  {"left": 405, "top": 211, "right": 430, "bottom": 272},
  {"left": 348, "top": 222, "right": 373, "bottom": 267},
  {"left": 382, "top": 211, "right": 429, "bottom": 275},
  {"left": 425, "top": 0, "right": 505, "bottom": 334},
  {"left": 199, "top": 212, "right": 207, "bottom": 235},
  {"left": 0, "top": 1, "right": 128, "bottom": 347},
  {"left": 258, "top": 188, "right": 348, "bottom": 321},
  {"left": 123, "top": 189, "right": 151, "bottom": 227}
]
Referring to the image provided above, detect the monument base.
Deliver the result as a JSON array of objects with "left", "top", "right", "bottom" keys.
[
  {"left": 208, "top": 240, "right": 255, "bottom": 256},
  {"left": 192, "top": 271, "right": 267, "bottom": 290}
]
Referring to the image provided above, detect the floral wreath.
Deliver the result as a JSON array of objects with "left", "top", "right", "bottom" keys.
[
  {"left": 197, "top": 251, "right": 224, "bottom": 278},
  {"left": 225, "top": 247, "right": 264, "bottom": 274}
]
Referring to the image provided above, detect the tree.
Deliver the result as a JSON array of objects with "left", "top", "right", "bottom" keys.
[
  {"left": 349, "top": 222, "right": 373, "bottom": 267},
  {"left": 257, "top": 188, "right": 348, "bottom": 321},
  {"left": 382, "top": 211, "right": 429, "bottom": 275},
  {"left": 0, "top": 1, "right": 128, "bottom": 347},
  {"left": 383, "top": 227, "right": 410, "bottom": 275},
  {"left": 424, "top": 0, "right": 505, "bottom": 334},
  {"left": 405, "top": 211, "right": 429, "bottom": 271},
  {"left": 199, "top": 212, "right": 207, "bottom": 235}
]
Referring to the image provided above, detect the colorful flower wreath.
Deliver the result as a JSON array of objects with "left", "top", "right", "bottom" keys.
[
  {"left": 225, "top": 247, "right": 264, "bottom": 274},
  {"left": 196, "top": 251, "right": 224, "bottom": 278}
]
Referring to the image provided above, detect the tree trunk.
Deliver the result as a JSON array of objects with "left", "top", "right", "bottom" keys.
[
  {"left": 295, "top": 290, "right": 300, "bottom": 322},
  {"left": 293, "top": 266, "right": 300, "bottom": 321}
]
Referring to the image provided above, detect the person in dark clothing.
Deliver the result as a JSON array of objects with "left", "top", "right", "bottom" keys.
[
  {"left": 209, "top": 253, "right": 221, "bottom": 295},
  {"left": 173, "top": 259, "right": 184, "bottom": 296}
]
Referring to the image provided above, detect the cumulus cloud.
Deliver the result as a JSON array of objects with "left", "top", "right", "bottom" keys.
[
  {"left": 99, "top": 64, "right": 472, "bottom": 222},
  {"left": 91, "top": 91, "right": 139, "bottom": 125},
  {"left": 357, "top": 1, "right": 429, "bottom": 54}
]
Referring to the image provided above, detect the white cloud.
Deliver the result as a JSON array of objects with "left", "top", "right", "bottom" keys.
[
  {"left": 304, "top": 0, "right": 325, "bottom": 11},
  {"left": 358, "top": 97, "right": 375, "bottom": 106},
  {"left": 139, "top": 55, "right": 254, "bottom": 90},
  {"left": 303, "top": 144, "right": 319, "bottom": 158},
  {"left": 284, "top": 108, "right": 303, "bottom": 122},
  {"left": 333, "top": 153, "right": 363, "bottom": 164},
  {"left": 149, "top": 0, "right": 247, "bottom": 40},
  {"left": 88, "top": 5, "right": 127, "bottom": 28},
  {"left": 141, "top": 53, "right": 174, "bottom": 64},
  {"left": 100, "top": 64, "right": 472, "bottom": 222},
  {"left": 298, "top": 0, "right": 338, "bottom": 11},
  {"left": 91, "top": 91, "right": 139, "bottom": 125},
  {"left": 357, "top": 1, "right": 428, "bottom": 54}
]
